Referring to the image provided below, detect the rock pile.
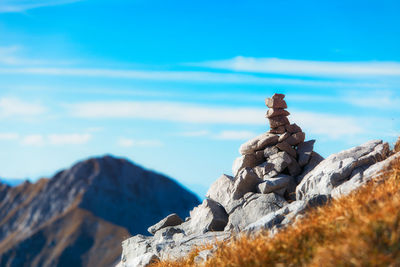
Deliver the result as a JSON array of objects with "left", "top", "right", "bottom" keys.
[{"left": 118, "top": 94, "right": 395, "bottom": 267}]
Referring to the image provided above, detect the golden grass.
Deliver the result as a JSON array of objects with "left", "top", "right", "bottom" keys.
[{"left": 154, "top": 156, "right": 400, "bottom": 267}]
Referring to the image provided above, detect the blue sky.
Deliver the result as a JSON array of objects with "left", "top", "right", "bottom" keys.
[{"left": 0, "top": 0, "right": 399, "bottom": 197}]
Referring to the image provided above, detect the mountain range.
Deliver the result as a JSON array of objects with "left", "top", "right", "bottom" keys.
[{"left": 0, "top": 155, "right": 200, "bottom": 267}]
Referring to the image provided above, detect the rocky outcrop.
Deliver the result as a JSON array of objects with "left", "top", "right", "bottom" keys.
[
  {"left": 118, "top": 94, "right": 394, "bottom": 267},
  {"left": 0, "top": 155, "right": 199, "bottom": 267}
]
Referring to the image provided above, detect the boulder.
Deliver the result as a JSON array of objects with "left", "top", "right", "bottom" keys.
[
  {"left": 269, "top": 116, "right": 290, "bottom": 128},
  {"left": 296, "top": 140, "right": 389, "bottom": 200},
  {"left": 285, "top": 123, "right": 302, "bottom": 134},
  {"left": 265, "top": 98, "right": 287, "bottom": 109},
  {"left": 287, "top": 158, "right": 302, "bottom": 177},
  {"left": 297, "top": 140, "right": 315, "bottom": 167},
  {"left": 286, "top": 132, "right": 306, "bottom": 146},
  {"left": 185, "top": 199, "right": 228, "bottom": 235},
  {"left": 276, "top": 141, "right": 297, "bottom": 158},
  {"left": 269, "top": 151, "right": 293, "bottom": 172},
  {"left": 225, "top": 193, "right": 287, "bottom": 232},
  {"left": 239, "top": 133, "right": 279, "bottom": 155},
  {"left": 232, "top": 168, "right": 262, "bottom": 199},
  {"left": 148, "top": 213, "right": 184, "bottom": 235},
  {"left": 257, "top": 174, "right": 292, "bottom": 194},
  {"left": 232, "top": 154, "right": 263, "bottom": 177},
  {"left": 120, "top": 235, "right": 154, "bottom": 266},
  {"left": 206, "top": 174, "right": 234, "bottom": 209},
  {"left": 266, "top": 108, "right": 290, "bottom": 118}
]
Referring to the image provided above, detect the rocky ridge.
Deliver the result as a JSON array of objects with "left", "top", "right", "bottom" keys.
[{"left": 118, "top": 94, "right": 396, "bottom": 267}]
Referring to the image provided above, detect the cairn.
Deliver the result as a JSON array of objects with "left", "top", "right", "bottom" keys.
[{"left": 234, "top": 93, "right": 317, "bottom": 200}]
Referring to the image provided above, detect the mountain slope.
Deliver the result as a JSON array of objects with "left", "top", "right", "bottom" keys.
[{"left": 0, "top": 155, "right": 200, "bottom": 267}]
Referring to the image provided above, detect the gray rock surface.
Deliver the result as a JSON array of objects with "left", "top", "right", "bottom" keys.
[
  {"left": 239, "top": 133, "right": 279, "bottom": 155},
  {"left": 296, "top": 140, "right": 389, "bottom": 200},
  {"left": 206, "top": 174, "right": 234, "bottom": 209},
  {"left": 232, "top": 168, "right": 262, "bottom": 199},
  {"left": 276, "top": 141, "right": 297, "bottom": 158},
  {"left": 297, "top": 140, "right": 315, "bottom": 167},
  {"left": 269, "top": 151, "right": 293, "bottom": 172},
  {"left": 232, "top": 154, "right": 262, "bottom": 177},
  {"left": 286, "top": 132, "right": 306, "bottom": 146},
  {"left": 225, "top": 193, "right": 287, "bottom": 232},
  {"left": 184, "top": 199, "right": 228, "bottom": 235},
  {"left": 257, "top": 175, "right": 292, "bottom": 194},
  {"left": 148, "top": 214, "right": 183, "bottom": 235},
  {"left": 295, "top": 152, "right": 324, "bottom": 184}
]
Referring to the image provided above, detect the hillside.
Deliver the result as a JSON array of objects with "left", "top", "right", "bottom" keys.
[
  {"left": 0, "top": 155, "right": 200, "bottom": 267},
  {"left": 154, "top": 140, "right": 400, "bottom": 266}
]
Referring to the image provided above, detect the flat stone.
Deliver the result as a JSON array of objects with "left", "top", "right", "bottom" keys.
[
  {"left": 297, "top": 140, "right": 315, "bottom": 167},
  {"left": 264, "top": 145, "right": 279, "bottom": 158},
  {"left": 269, "top": 151, "right": 293, "bottom": 172},
  {"left": 269, "top": 126, "right": 286, "bottom": 134},
  {"left": 232, "top": 154, "right": 263, "bottom": 177},
  {"left": 206, "top": 174, "right": 234, "bottom": 209},
  {"left": 286, "top": 132, "right": 306, "bottom": 146},
  {"left": 269, "top": 115, "right": 290, "bottom": 128},
  {"left": 232, "top": 168, "right": 262, "bottom": 199},
  {"left": 276, "top": 141, "right": 297, "bottom": 158},
  {"left": 272, "top": 93, "right": 285, "bottom": 100},
  {"left": 265, "top": 98, "right": 287, "bottom": 109},
  {"left": 266, "top": 108, "right": 290, "bottom": 118},
  {"left": 285, "top": 123, "right": 302, "bottom": 134},
  {"left": 296, "top": 140, "right": 389, "bottom": 200},
  {"left": 148, "top": 213, "right": 184, "bottom": 235},
  {"left": 278, "top": 132, "right": 291, "bottom": 142},
  {"left": 239, "top": 133, "right": 279, "bottom": 155},
  {"left": 257, "top": 174, "right": 292, "bottom": 194},
  {"left": 185, "top": 199, "right": 228, "bottom": 235}
]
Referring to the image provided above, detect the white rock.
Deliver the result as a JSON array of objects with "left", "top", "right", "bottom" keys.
[
  {"left": 257, "top": 174, "right": 292, "bottom": 194},
  {"left": 185, "top": 199, "right": 228, "bottom": 235},
  {"left": 232, "top": 154, "right": 263, "bottom": 177},
  {"left": 148, "top": 213, "right": 183, "bottom": 235},
  {"left": 224, "top": 193, "right": 287, "bottom": 232},
  {"left": 296, "top": 140, "right": 389, "bottom": 200},
  {"left": 206, "top": 174, "right": 234, "bottom": 209},
  {"left": 232, "top": 168, "right": 262, "bottom": 199}
]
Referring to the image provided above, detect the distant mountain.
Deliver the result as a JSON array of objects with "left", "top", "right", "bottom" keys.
[
  {"left": 0, "top": 155, "right": 200, "bottom": 267},
  {"left": 0, "top": 178, "right": 26, "bottom": 187}
]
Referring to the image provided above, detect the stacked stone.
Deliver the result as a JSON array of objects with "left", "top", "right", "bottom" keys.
[{"left": 232, "top": 93, "right": 318, "bottom": 201}]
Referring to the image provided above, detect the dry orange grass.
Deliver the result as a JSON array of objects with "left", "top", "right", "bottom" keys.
[{"left": 154, "top": 153, "right": 400, "bottom": 267}]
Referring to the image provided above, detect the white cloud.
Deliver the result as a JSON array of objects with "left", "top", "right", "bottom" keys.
[
  {"left": 21, "top": 135, "right": 45, "bottom": 146},
  {"left": 214, "top": 130, "right": 257, "bottom": 140},
  {"left": 0, "top": 0, "right": 82, "bottom": 13},
  {"left": 194, "top": 56, "right": 400, "bottom": 77},
  {"left": 117, "top": 138, "right": 163, "bottom": 148},
  {"left": 0, "top": 67, "right": 382, "bottom": 88},
  {"left": 48, "top": 134, "right": 92, "bottom": 145},
  {"left": 19, "top": 133, "right": 91, "bottom": 146},
  {"left": 0, "top": 133, "right": 19, "bottom": 140},
  {"left": 0, "top": 97, "right": 46, "bottom": 118},
  {"left": 290, "top": 111, "right": 364, "bottom": 139},
  {"left": 68, "top": 101, "right": 266, "bottom": 125}
]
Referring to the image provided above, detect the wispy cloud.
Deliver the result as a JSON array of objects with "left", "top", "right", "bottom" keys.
[
  {"left": 179, "top": 130, "right": 210, "bottom": 137},
  {"left": 0, "top": 0, "right": 82, "bottom": 13},
  {"left": 66, "top": 100, "right": 385, "bottom": 139},
  {"left": 0, "top": 97, "right": 46, "bottom": 118},
  {"left": 48, "top": 133, "right": 92, "bottom": 145},
  {"left": 19, "top": 133, "right": 92, "bottom": 146},
  {"left": 193, "top": 56, "right": 400, "bottom": 77},
  {"left": 0, "top": 67, "right": 382, "bottom": 88},
  {"left": 117, "top": 138, "right": 163, "bottom": 148},
  {"left": 0, "top": 133, "right": 20, "bottom": 140}
]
